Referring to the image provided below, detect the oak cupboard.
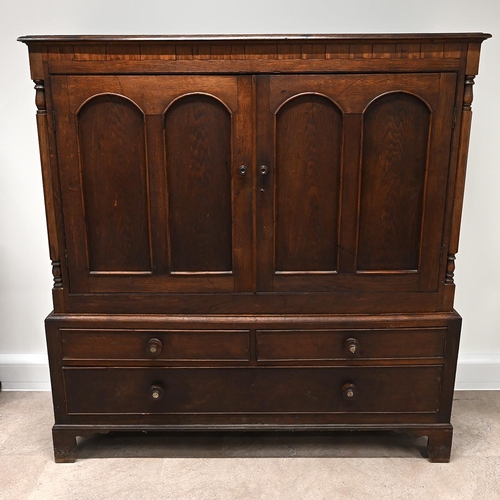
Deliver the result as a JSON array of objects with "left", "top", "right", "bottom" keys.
[{"left": 19, "top": 33, "right": 490, "bottom": 462}]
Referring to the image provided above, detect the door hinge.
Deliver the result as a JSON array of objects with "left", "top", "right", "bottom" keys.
[{"left": 452, "top": 107, "right": 457, "bottom": 129}]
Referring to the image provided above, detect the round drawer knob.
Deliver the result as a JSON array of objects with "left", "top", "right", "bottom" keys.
[
  {"left": 147, "top": 338, "right": 162, "bottom": 356},
  {"left": 149, "top": 384, "right": 164, "bottom": 401},
  {"left": 238, "top": 165, "right": 248, "bottom": 176},
  {"left": 342, "top": 382, "right": 357, "bottom": 400},
  {"left": 345, "top": 338, "right": 359, "bottom": 356}
]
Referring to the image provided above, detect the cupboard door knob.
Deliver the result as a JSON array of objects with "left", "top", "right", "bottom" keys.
[
  {"left": 345, "top": 338, "right": 359, "bottom": 356},
  {"left": 259, "top": 165, "right": 269, "bottom": 176},
  {"left": 147, "top": 338, "right": 163, "bottom": 356},
  {"left": 149, "top": 384, "right": 164, "bottom": 401},
  {"left": 238, "top": 165, "right": 248, "bottom": 176},
  {"left": 342, "top": 383, "right": 357, "bottom": 400}
]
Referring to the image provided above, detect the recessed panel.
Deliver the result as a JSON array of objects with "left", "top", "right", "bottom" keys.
[
  {"left": 358, "top": 92, "right": 430, "bottom": 271},
  {"left": 78, "top": 94, "right": 151, "bottom": 272},
  {"left": 165, "top": 95, "right": 232, "bottom": 272},
  {"left": 275, "top": 95, "right": 342, "bottom": 272}
]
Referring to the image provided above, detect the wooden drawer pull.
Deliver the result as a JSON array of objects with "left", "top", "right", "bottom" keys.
[
  {"left": 149, "top": 384, "right": 164, "bottom": 401},
  {"left": 345, "top": 338, "right": 360, "bottom": 356},
  {"left": 342, "top": 382, "right": 357, "bottom": 400},
  {"left": 147, "top": 338, "right": 163, "bottom": 356}
]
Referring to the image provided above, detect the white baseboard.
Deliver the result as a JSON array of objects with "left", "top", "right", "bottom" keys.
[
  {"left": 0, "top": 354, "right": 51, "bottom": 391},
  {"left": 0, "top": 353, "right": 499, "bottom": 392},
  {"left": 455, "top": 354, "right": 500, "bottom": 390}
]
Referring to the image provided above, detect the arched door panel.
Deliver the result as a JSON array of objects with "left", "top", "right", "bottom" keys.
[
  {"left": 274, "top": 94, "right": 342, "bottom": 273},
  {"left": 77, "top": 94, "right": 151, "bottom": 273},
  {"left": 165, "top": 95, "right": 232, "bottom": 273},
  {"left": 358, "top": 92, "right": 430, "bottom": 272}
]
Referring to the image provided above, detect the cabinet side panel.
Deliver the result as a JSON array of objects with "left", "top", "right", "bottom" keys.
[
  {"left": 165, "top": 95, "right": 232, "bottom": 272},
  {"left": 78, "top": 94, "right": 151, "bottom": 272},
  {"left": 358, "top": 92, "right": 430, "bottom": 271},
  {"left": 275, "top": 95, "right": 342, "bottom": 272}
]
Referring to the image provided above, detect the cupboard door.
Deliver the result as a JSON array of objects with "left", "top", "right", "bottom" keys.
[
  {"left": 257, "top": 74, "right": 456, "bottom": 293},
  {"left": 51, "top": 76, "right": 252, "bottom": 293}
]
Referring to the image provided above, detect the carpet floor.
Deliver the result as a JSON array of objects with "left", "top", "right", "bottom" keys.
[{"left": 1, "top": 390, "right": 499, "bottom": 499}]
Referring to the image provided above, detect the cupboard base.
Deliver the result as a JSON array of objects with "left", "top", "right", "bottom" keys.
[
  {"left": 51, "top": 424, "right": 453, "bottom": 463},
  {"left": 46, "top": 312, "right": 460, "bottom": 462}
]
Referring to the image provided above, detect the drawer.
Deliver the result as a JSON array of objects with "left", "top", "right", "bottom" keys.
[
  {"left": 63, "top": 366, "right": 442, "bottom": 415},
  {"left": 61, "top": 329, "right": 250, "bottom": 361},
  {"left": 256, "top": 328, "right": 446, "bottom": 360}
]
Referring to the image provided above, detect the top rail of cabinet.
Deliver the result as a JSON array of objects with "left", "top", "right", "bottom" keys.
[{"left": 18, "top": 33, "right": 491, "bottom": 44}]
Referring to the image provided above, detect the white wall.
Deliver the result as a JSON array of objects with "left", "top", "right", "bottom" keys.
[{"left": 0, "top": 0, "right": 499, "bottom": 390}]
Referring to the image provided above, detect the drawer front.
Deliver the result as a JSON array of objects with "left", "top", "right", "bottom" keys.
[
  {"left": 61, "top": 329, "right": 250, "bottom": 361},
  {"left": 63, "top": 366, "right": 442, "bottom": 415},
  {"left": 256, "top": 328, "right": 446, "bottom": 360}
]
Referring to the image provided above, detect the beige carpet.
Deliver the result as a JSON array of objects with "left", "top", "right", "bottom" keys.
[{"left": 1, "top": 391, "right": 499, "bottom": 499}]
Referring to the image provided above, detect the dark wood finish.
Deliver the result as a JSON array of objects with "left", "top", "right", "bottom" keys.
[
  {"left": 427, "top": 428, "right": 454, "bottom": 463},
  {"left": 274, "top": 94, "right": 342, "bottom": 273},
  {"left": 358, "top": 92, "right": 429, "bottom": 271},
  {"left": 63, "top": 366, "right": 442, "bottom": 414},
  {"left": 78, "top": 94, "right": 151, "bottom": 272},
  {"left": 256, "top": 328, "right": 446, "bottom": 361},
  {"left": 165, "top": 94, "right": 232, "bottom": 272},
  {"left": 50, "top": 74, "right": 252, "bottom": 293},
  {"left": 410, "top": 426, "right": 454, "bottom": 463},
  {"left": 61, "top": 329, "right": 250, "bottom": 361},
  {"left": 19, "top": 33, "right": 489, "bottom": 462},
  {"left": 52, "top": 428, "right": 110, "bottom": 463},
  {"left": 18, "top": 33, "right": 491, "bottom": 42},
  {"left": 52, "top": 428, "right": 78, "bottom": 463},
  {"left": 46, "top": 58, "right": 465, "bottom": 76},
  {"left": 257, "top": 73, "right": 456, "bottom": 293}
]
